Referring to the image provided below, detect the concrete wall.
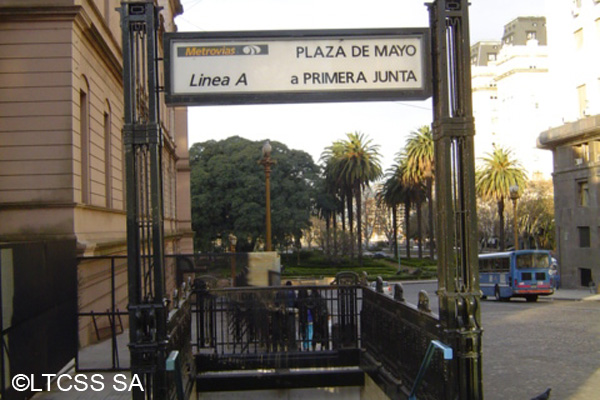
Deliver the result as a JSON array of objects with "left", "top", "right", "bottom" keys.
[
  {"left": 247, "top": 252, "right": 281, "bottom": 287},
  {"left": 196, "top": 373, "right": 389, "bottom": 400}
]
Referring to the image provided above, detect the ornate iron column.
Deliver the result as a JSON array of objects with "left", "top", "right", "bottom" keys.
[
  {"left": 429, "top": 1, "right": 483, "bottom": 399},
  {"left": 120, "top": 1, "right": 168, "bottom": 398}
]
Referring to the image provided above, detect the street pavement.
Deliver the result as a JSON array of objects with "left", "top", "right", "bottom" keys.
[
  {"left": 33, "top": 281, "right": 600, "bottom": 400},
  {"left": 397, "top": 280, "right": 600, "bottom": 400}
]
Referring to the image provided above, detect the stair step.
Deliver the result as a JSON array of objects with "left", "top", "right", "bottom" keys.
[{"left": 196, "top": 367, "right": 364, "bottom": 392}]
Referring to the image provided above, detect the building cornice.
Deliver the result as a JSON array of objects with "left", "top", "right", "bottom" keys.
[
  {"left": 0, "top": 4, "right": 124, "bottom": 85},
  {"left": 495, "top": 67, "right": 548, "bottom": 81},
  {"left": 0, "top": 5, "right": 80, "bottom": 22},
  {"left": 538, "top": 114, "right": 600, "bottom": 149},
  {"left": 73, "top": 3, "right": 123, "bottom": 86}
]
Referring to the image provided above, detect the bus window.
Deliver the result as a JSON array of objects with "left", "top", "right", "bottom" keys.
[{"left": 516, "top": 253, "right": 550, "bottom": 269}]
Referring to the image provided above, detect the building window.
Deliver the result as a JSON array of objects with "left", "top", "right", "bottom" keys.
[
  {"left": 488, "top": 53, "right": 497, "bottom": 62},
  {"left": 577, "top": 84, "right": 587, "bottom": 117},
  {"left": 574, "top": 28, "right": 584, "bottom": 49},
  {"left": 577, "top": 181, "right": 589, "bottom": 206},
  {"left": 580, "top": 268, "right": 592, "bottom": 287},
  {"left": 104, "top": 109, "right": 112, "bottom": 208},
  {"left": 594, "top": 140, "right": 600, "bottom": 163},
  {"left": 573, "top": 143, "right": 589, "bottom": 165},
  {"left": 578, "top": 226, "right": 590, "bottom": 247},
  {"left": 526, "top": 31, "right": 537, "bottom": 40},
  {"left": 80, "top": 87, "right": 90, "bottom": 204}
]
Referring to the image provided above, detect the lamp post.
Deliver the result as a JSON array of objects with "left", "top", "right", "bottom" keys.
[
  {"left": 229, "top": 233, "right": 237, "bottom": 286},
  {"left": 509, "top": 185, "right": 520, "bottom": 251},
  {"left": 259, "top": 140, "right": 276, "bottom": 251}
]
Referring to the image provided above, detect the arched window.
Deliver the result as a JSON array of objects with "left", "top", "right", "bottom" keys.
[
  {"left": 80, "top": 77, "right": 90, "bottom": 204},
  {"left": 104, "top": 101, "right": 113, "bottom": 208}
]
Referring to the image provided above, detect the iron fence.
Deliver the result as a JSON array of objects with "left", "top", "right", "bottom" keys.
[
  {"left": 74, "top": 252, "right": 455, "bottom": 398},
  {"left": 361, "top": 288, "right": 450, "bottom": 400},
  {"left": 192, "top": 283, "right": 361, "bottom": 371},
  {"left": 75, "top": 254, "right": 184, "bottom": 372}
]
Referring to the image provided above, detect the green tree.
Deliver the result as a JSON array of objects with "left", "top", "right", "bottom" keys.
[
  {"left": 190, "top": 136, "right": 320, "bottom": 252},
  {"left": 321, "top": 140, "right": 354, "bottom": 258},
  {"left": 378, "top": 163, "right": 406, "bottom": 259},
  {"left": 515, "top": 179, "right": 555, "bottom": 250},
  {"left": 403, "top": 126, "right": 435, "bottom": 259},
  {"left": 314, "top": 176, "right": 338, "bottom": 257},
  {"left": 476, "top": 145, "right": 528, "bottom": 251},
  {"left": 321, "top": 132, "right": 382, "bottom": 263}
]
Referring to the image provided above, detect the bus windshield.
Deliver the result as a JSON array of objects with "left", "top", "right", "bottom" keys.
[{"left": 515, "top": 253, "right": 550, "bottom": 269}]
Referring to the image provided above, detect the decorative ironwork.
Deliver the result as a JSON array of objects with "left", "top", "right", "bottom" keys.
[
  {"left": 113, "top": 0, "right": 483, "bottom": 398},
  {"left": 429, "top": 1, "right": 483, "bottom": 398},
  {"left": 361, "top": 289, "right": 450, "bottom": 400},
  {"left": 192, "top": 284, "right": 361, "bottom": 367},
  {"left": 119, "top": 2, "right": 169, "bottom": 398}
]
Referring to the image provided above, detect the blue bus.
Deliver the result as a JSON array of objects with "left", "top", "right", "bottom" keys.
[{"left": 479, "top": 250, "right": 554, "bottom": 302}]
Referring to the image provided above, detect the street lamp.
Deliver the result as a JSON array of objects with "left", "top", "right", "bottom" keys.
[
  {"left": 509, "top": 184, "right": 520, "bottom": 251},
  {"left": 259, "top": 140, "right": 276, "bottom": 251},
  {"left": 229, "top": 233, "right": 237, "bottom": 286}
]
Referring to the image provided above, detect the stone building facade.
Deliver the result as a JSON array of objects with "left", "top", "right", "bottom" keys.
[
  {"left": 537, "top": 0, "right": 600, "bottom": 288},
  {"left": 0, "top": 0, "right": 193, "bottom": 347}
]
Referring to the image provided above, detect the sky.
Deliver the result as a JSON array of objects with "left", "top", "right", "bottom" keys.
[{"left": 175, "top": 0, "right": 545, "bottom": 171}]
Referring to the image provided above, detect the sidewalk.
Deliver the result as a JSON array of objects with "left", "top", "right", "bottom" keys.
[{"left": 548, "top": 288, "right": 600, "bottom": 301}]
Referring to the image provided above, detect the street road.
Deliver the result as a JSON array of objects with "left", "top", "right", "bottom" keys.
[{"left": 396, "top": 281, "right": 600, "bottom": 400}]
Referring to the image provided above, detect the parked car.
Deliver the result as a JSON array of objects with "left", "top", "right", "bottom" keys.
[{"left": 369, "top": 280, "right": 393, "bottom": 296}]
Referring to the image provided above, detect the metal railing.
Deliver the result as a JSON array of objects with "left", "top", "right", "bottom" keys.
[
  {"left": 192, "top": 283, "right": 361, "bottom": 364},
  {"left": 361, "top": 286, "right": 451, "bottom": 400},
  {"left": 75, "top": 253, "right": 454, "bottom": 398}
]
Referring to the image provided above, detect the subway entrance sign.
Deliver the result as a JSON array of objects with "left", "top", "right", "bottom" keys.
[{"left": 164, "top": 29, "right": 430, "bottom": 106}]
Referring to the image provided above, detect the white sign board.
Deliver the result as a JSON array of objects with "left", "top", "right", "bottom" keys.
[{"left": 164, "top": 29, "right": 430, "bottom": 106}]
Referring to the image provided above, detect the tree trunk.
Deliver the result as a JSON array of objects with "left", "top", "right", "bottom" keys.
[
  {"left": 427, "top": 178, "right": 435, "bottom": 260},
  {"left": 333, "top": 211, "right": 338, "bottom": 259},
  {"left": 355, "top": 182, "right": 363, "bottom": 265},
  {"left": 325, "top": 214, "right": 331, "bottom": 258},
  {"left": 340, "top": 194, "right": 346, "bottom": 232},
  {"left": 392, "top": 205, "right": 398, "bottom": 259},
  {"left": 498, "top": 198, "right": 505, "bottom": 251},
  {"left": 417, "top": 201, "right": 423, "bottom": 259},
  {"left": 347, "top": 190, "right": 354, "bottom": 260},
  {"left": 405, "top": 200, "right": 411, "bottom": 259}
]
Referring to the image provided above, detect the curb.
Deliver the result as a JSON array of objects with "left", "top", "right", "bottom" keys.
[
  {"left": 393, "top": 279, "right": 437, "bottom": 285},
  {"left": 549, "top": 293, "right": 600, "bottom": 302}
]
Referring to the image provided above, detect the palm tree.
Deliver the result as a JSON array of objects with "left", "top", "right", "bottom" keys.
[
  {"left": 476, "top": 145, "right": 528, "bottom": 250},
  {"left": 380, "top": 157, "right": 419, "bottom": 259},
  {"left": 339, "top": 132, "right": 382, "bottom": 263},
  {"left": 322, "top": 132, "right": 382, "bottom": 263},
  {"left": 403, "top": 125, "right": 435, "bottom": 259},
  {"left": 314, "top": 177, "right": 338, "bottom": 258},
  {"left": 378, "top": 167, "right": 403, "bottom": 259},
  {"left": 321, "top": 140, "right": 354, "bottom": 259}
]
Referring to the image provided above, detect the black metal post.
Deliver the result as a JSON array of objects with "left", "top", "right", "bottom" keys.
[
  {"left": 429, "top": 1, "right": 483, "bottom": 399},
  {"left": 120, "top": 1, "right": 167, "bottom": 398}
]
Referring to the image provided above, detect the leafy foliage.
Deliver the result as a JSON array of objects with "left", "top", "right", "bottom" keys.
[
  {"left": 190, "top": 136, "right": 320, "bottom": 252},
  {"left": 476, "top": 145, "right": 528, "bottom": 250},
  {"left": 320, "top": 132, "right": 382, "bottom": 262}
]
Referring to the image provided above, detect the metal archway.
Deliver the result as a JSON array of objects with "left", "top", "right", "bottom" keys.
[{"left": 119, "top": 0, "right": 482, "bottom": 398}]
